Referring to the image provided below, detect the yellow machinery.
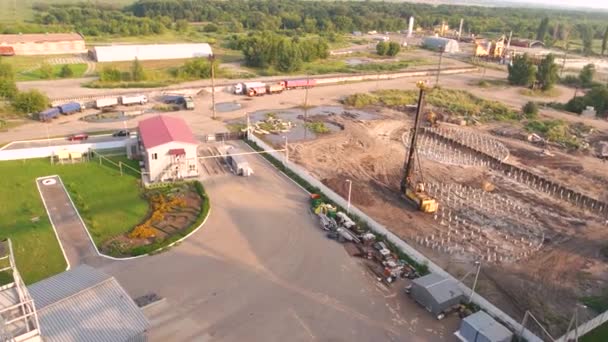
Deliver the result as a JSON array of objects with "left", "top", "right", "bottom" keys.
[
  {"left": 474, "top": 35, "right": 506, "bottom": 59},
  {"left": 400, "top": 81, "right": 439, "bottom": 213}
]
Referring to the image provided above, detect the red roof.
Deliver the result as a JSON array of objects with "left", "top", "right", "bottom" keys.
[
  {"left": 138, "top": 115, "right": 198, "bottom": 149},
  {"left": 0, "top": 33, "right": 84, "bottom": 44},
  {"left": 168, "top": 148, "right": 185, "bottom": 155}
]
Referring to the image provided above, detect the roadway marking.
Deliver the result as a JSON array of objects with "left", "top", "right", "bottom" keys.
[{"left": 289, "top": 308, "right": 316, "bottom": 341}]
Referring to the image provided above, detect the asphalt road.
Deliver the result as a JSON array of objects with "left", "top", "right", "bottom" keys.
[
  {"left": 2, "top": 134, "right": 129, "bottom": 150},
  {"left": 99, "top": 142, "right": 459, "bottom": 341}
]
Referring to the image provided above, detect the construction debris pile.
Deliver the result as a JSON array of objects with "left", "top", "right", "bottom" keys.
[
  {"left": 252, "top": 115, "right": 294, "bottom": 135},
  {"left": 311, "top": 194, "right": 421, "bottom": 284}
]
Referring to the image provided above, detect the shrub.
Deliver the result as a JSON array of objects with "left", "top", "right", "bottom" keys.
[
  {"left": 38, "top": 62, "right": 54, "bottom": 79},
  {"left": 522, "top": 101, "right": 539, "bottom": 118},
  {"left": 12, "top": 89, "right": 49, "bottom": 114},
  {"left": 342, "top": 93, "right": 379, "bottom": 107},
  {"left": 59, "top": 64, "right": 74, "bottom": 78}
]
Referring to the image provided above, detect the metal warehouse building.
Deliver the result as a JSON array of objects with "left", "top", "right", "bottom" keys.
[
  {"left": 28, "top": 264, "right": 150, "bottom": 342},
  {"left": 422, "top": 36, "right": 460, "bottom": 53},
  {"left": 409, "top": 272, "right": 464, "bottom": 317},
  {"left": 92, "top": 43, "right": 213, "bottom": 62},
  {"left": 0, "top": 33, "right": 86, "bottom": 55},
  {"left": 455, "top": 311, "right": 513, "bottom": 342}
]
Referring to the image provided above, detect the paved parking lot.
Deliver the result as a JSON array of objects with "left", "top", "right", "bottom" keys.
[{"left": 101, "top": 142, "right": 459, "bottom": 341}]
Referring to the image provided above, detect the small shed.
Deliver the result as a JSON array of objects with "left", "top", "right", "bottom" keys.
[
  {"left": 455, "top": 311, "right": 513, "bottom": 342},
  {"left": 410, "top": 273, "right": 464, "bottom": 316},
  {"left": 423, "top": 37, "right": 460, "bottom": 53}
]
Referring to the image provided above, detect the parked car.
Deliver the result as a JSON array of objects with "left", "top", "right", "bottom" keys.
[
  {"left": 67, "top": 133, "right": 88, "bottom": 141},
  {"left": 112, "top": 130, "right": 130, "bottom": 137}
]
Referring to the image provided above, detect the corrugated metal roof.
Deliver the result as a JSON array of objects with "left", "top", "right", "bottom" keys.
[
  {"left": 28, "top": 264, "right": 112, "bottom": 309},
  {"left": 27, "top": 265, "right": 149, "bottom": 342},
  {"left": 462, "top": 311, "right": 513, "bottom": 341},
  {"left": 423, "top": 37, "right": 460, "bottom": 53},
  {"left": 413, "top": 273, "right": 463, "bottom": 304},
  {"left": 0, "top": 33, "right": 83, "bottom": 44},
  {"left": 139, "top": 115, "right": 198, "bottom": 149},
  {"left": 93, "top": 43, "right": 213, "bottom": 62}
]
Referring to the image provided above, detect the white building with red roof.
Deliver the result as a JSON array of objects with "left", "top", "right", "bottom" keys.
[{"left": 137, "top": 115, "right": 199, "bottom": 183}]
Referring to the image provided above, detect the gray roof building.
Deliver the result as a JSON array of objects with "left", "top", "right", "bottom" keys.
[
  {"left": 28, "top": 265, "right": 149, "bottom": 342},
  {"left": 423, "top": 37, "right": 460, "bottom": 53},
  {"left": 410, "top": 273, "right": 464, "bottom": 316},
  {"left": 455, "top": 310, "right": 514, "bottom": 342}
]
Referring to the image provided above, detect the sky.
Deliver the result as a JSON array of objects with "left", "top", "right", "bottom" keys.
[{"left": 499, "top": 0, "right": 608, "bottom": 10}]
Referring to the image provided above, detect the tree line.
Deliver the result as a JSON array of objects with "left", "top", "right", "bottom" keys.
[{"left": 0, "top": 59, "right": 48, "bottom": 114}]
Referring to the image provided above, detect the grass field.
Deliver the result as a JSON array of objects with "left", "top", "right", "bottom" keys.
[
  {"left": 18, "top": 63, "right": 87, "bottom": 81},
  {"left": 1, "top": 55, "right": 88, "bottom": 81},
  {"left": 0, "top": 156, "right": 147, "bottom": 284},
  {"left": 582, "top": 320, "right": 608, "bottom": 342}
]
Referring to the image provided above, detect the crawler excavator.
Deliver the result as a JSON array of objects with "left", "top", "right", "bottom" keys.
[{"left": 400, "top": 81, "right": 439, "bottom": 213}]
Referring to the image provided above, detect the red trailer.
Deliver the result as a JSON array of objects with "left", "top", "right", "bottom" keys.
[
  {"left": 280, "top": 79, "right": 316, "bottom": 90},
  {"left": 247, "top": 85, "right": 267, "bottom": 97}
]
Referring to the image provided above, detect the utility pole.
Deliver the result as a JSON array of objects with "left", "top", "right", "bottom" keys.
[
  {"left": 468, "top": 260, "right": 481, "bottom": 303},
  {"left": 435, "top": 47, "right": 444, "bottom": 87},
  {"left": 304, "top": 75, "right": 310, "bottom": 139},
  {"left": 346, "top": 179, "right": 352, "bottom": 213},
  {"left": 208, "top": 54, "right": 217, "bottom": 120}
]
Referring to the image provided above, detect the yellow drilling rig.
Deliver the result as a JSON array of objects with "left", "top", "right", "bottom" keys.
[{"left": 400, "top": 81, "right": 439, "bottom": 213}]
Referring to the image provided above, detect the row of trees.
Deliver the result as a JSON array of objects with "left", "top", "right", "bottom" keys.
[
  {"left": 99, "top": 58, "right": 147, "bottom": 83},
  {"left": 376, "top": 42, "right": 401, "bottom": 57},
  {"left": 0, "top": 59, "right": 48, "bottom": 114},
  {"left": 508, "top": 53, "right": 559, "bottom": 91},
  {"left": 240, "top": 32, "right": 329, "bottom": 72},
  {"left": 31, "top": 1, "right": 608, "bottom": 43}
]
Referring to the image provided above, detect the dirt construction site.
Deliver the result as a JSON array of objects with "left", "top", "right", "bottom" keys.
[{"left": 286, "top": 103, "right": 608, "bottom": 337}]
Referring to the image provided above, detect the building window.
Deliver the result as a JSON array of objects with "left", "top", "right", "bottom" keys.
[
  {"left": 189, "top": 164, "right": 196, "bottom": 171},
  {"left": 152, "top": 153, "right": 158, "bottom": 160}
]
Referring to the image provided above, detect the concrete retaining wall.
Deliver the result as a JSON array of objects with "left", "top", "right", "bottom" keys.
[
  {"left": 248, "top": 133, "right": 543, "bottom": 342},
  {"left": 0, "top": 139, "right": 131, "bottom": 161}
]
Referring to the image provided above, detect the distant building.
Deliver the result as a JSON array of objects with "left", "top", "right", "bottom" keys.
[
  {"left": 455, "top": 311, "right": 513, "bottom": 342},
  {"left": 423, "top": 37, "right": 460, "bottom": 53},
  {"left": 409, "top": 273, "right": 464, "bottom": 317},
  {"left": 510, "top": 39, "right": 545, "bottom": 49},
  {"left": 28, "top": 265, "right": 150, "bottom": 342},
  {"left": 91, "top": 43, "right": 213, "bottom": 62},
  {"left": 0, "top": 33, "right": 86, "bottom": 56},
  {"left": 137, "top": 115, "right": 199, "bottom": 183}
]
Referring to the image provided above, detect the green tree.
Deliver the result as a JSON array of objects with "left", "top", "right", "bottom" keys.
[
  {"left": 508, "top": 54, "right": 536, "bottom": 87},
  {"left": 38, "top": 62, "right": 54, "bottom": 79},
  {"left": 59, "top": 64, "right": 74, "bottom": 78},
  {"left": 276, "top": 39, "right": 302, "bottom": 72},
  {"left": 386, "top": 42, "right": 401, "bottom": 56},
  {"left": 178, "top": 58, "right": 214, "bottom": 79},
  {"left": 175, "top": 19, "right": 189, "bottom": 32},
  {"left": 536, "top": 17, "right": 549, "bottom": 41},
  {"left": 536, "top": 54, "right": 559, "bottom": 90},
  {"left": 131, "top": 58, "right": 146, "bottom": 82},
  {"left": 583, "top": 85, "right": 608, "bottom": 117},
  {"left": 203, "top": 23, "right": 218, "bottom": 33},
  {"left": 579, "top": 64, "right": 595, "bottom": 88},
  {"left": 602, "top": 26, "right": 608, "bottom": 56},
  {"left": 522, "top": 101, "right": 539, "bottom": 118},
  {"left": 579, "top": 24, "right": 594, "bottom": 55},
  {"left": 376, "top": 41, "right": 388, "bottom": 56},
  {"left": 0, "top": 61, "right": 15, "bottom": 80},
  {"left": 0, "top": 79, "right": 17, "bottom": 100},
  {"left": 99, "top": 66, "right": 122, "bottom": 82},
  {"left": 12, "top": 90, "right": 49, "bottom": 114}
]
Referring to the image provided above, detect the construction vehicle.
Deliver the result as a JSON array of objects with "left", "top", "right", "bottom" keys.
[
  {"left": 400, "top": 81, "right": 439, "bottom": 213},
  {"left": 474, "top": 35, "right": 506, "bottom": 60}
]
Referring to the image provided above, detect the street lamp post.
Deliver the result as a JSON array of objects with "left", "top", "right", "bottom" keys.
[
  {"left": 468, "top": 260, "right": 481, "bottom": 303},
  {"left": 435, "top": 47, "right": 444, "bottom": 87},
  {"left": 346, "top": 179, "right": 352, "bottom": 213}
]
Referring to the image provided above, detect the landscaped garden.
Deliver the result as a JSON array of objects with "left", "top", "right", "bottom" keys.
[{"left": 0, "top": 155, "right": 208, "bottom": 283}]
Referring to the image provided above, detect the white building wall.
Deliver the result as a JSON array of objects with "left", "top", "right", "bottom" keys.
[
  {"left": 145, "top": 141, "right": 198, "bottom": 182},
  {"left": 2, "top": 40, "right": 87, "bottom": 55},
  {"left": 94, "top": 44, "right": 213, "bottom": 62}
]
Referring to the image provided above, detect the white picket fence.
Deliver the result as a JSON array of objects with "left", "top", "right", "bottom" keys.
[
  {"left": 0, "top": 139, "right": 131, "bottom": 161},
  {"left": 248, "top": 133, "right": 544, "bottom": 342}
]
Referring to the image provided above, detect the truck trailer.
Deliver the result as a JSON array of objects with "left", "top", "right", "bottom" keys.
[
  {"left": 266, "top": 84, "right": 284, "bottom": 94},
  {"left": 247, "top": 85, "right": 267, "bottom": 97},
  {"left": 234, "top": 82, "right": 266, "bottom": 95},
  {"left": 58, "top": 102, "right": 82, "bottom": 115},
  {"left": 280, "top": 79, "right": 316, "bottom": 90},
  {"left": 120, "top": 95, "right": 148, "bottom": 105},
  {"left": 95, "top": 97, "right": 119, "bottom": 109},
  {"left": 39, "top": 108, "right": 60, "bottom": 122}
]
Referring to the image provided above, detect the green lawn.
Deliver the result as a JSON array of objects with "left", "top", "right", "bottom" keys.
[
  {"left": 582, "top": 320, "right": 608, "bottom": 342},
  {"left": 0, "top": 156, "right": 148, "bottom": 284},
  {"left": 18, "top": 63, "right": 87, "bottom": 81}
]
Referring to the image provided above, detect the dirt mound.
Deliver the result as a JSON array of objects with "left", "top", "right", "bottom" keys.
[{"left": 323, "top": 177, "right": 376, "bottom": 206}]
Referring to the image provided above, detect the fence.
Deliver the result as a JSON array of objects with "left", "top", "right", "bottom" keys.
[
  {"left": 556, "top": 310, "right": 608, "bottom": 341},
  {"left": 0, "top": 138, "right": 132, "bottom": 161},
  {"left": 247, "top": 133, "right": 543, "bottom": 342}
]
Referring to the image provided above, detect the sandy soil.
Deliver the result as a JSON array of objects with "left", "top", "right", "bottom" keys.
[{"left": 287, "top": 108, "right": 608, "bottom": 337}]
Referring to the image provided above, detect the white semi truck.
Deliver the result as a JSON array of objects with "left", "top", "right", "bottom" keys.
[
  {"left": 120, "top": 95, "right": 148, "bottom": 105},
  {"left": 95, "top": 97, "right": 119, "bottom": 109},
  {"left": 233, "top": 82, "right": 266, "bottom": 95}
]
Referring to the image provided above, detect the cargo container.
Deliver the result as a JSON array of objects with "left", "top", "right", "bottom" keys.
[
  {"left": 39, "top": 108, "right": 60, "bottom": 122},
  {"left": 120, "top": 95, "right": 148, "bottom": 105},
  {"left": 234, "top": 82, "right": 266, "bottom": 95},
  {"left": 184, "top": 96, "right": 195, "bottom": 110},
  {"left": 266, "top": 84, "right": 284, "bottom": 94},
  {"left": 280, "top": 79, "right": 317, "bottom": 90},
  {"left": 58, "top": 102, "right": 82, "bottom": 115},
  {"left": 95, "top": 97, "right": 119, "bottom": 109},
  {"left": 247, "top": 86, "right": 267, "bottom": 97}
]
